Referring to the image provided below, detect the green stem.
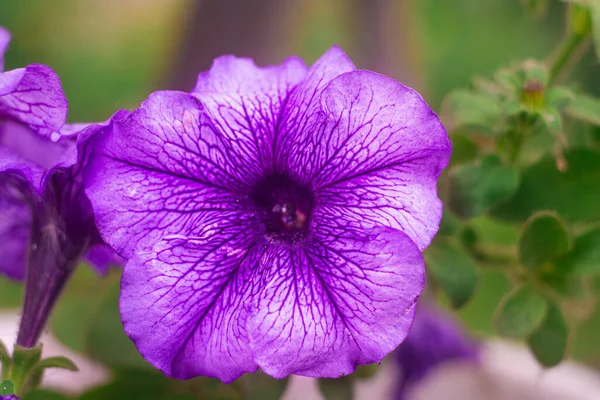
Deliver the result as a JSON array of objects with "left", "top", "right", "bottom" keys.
[
  {"left": 548, "top": 2, "right": 593, "bottom": 86},
  {"left": 548, "top": 32, "right": 588, "bottom": 85},
  {"left": 470, "top": 246, "right": 519, "bottom": 268}
]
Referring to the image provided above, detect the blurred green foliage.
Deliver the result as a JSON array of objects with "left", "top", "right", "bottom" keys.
[
  {"left": 432, "top": 0, "right": 600, "bottom": 372},
  {"left": 0, "top": 0, "right": 184, "bottom": 122}
]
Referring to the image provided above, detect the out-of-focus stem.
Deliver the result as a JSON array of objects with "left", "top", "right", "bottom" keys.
[
  {"left": 548, "top": 32, "right": 588, "bottom": 85},
  {"left": 354, "top": 0, "right": 426, "bottom": 91},
  {"left": 548, "top": 4, "right": 592, "bottom": 85},
  {"left": 165, "top": 0, "right": 283, "bottom": 91}
]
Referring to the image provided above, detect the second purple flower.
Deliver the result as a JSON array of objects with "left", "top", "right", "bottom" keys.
[{"left": 84, "top": 47, "right": 451, "bottom": 382}]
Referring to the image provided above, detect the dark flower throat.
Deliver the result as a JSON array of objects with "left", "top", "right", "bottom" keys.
[{"left": 251, "top": 172, "right": 315, "bottom": 244}]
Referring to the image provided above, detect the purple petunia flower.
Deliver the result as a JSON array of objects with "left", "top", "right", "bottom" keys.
[
  {"left": 84, "top": 47, "right": 451, "bottom": 382},
  {"left": 0, "top": 121, "right": 122, "bottom": 280},
  {"left": 0, "top": 27, "right": 122, "bottom": 346},
  {"left": 0, "top": 120, "right": 125, "bottom": 347},
  {"left": 0, "top": 25, "right": 67, "bottom": 281},
  {"left": 0, "top": 395, "right": 19, "bottom": 400},
  {"left": 0, "top": 27, "right": 121, "bottom": 282},
  {"left": 394, "top": 306, "right": 479, "bottom": 400}
]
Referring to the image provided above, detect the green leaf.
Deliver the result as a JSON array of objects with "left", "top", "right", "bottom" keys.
[
  {"left": 528, "top": 303, "right": 569, "bottom": 367},
  {"left": 84, "top": 369, "right": 243, "bottom": 400},
  {"left": 78, "top": 369, "right": 232, "bottom": 400},
  {"left": 492, "top": 149, "right": 600, "bottom": 224},
  {"left": 163, "top": 396, "right": 196, "bottom": 400},
  {"left": 519, "top": 212, "right": 570, "bottom": 270},
  {"left": 51, "top": 267, "right": 120, "bottom": 353},
  {"left": 437, "top": 209, "right": 463, "bottom": 237},
  {"left": 242, "top": 373, "right": 289, "bottom": 400},
  {"left": 450, "top": 134, "right": 478, "bottom": 165},
  {"left": 33, "top": 357, "right": 78, "bottom": 373},
  {"left": 589, "top": 125, "right": 600, "bottom": 148},
  {"left": 457, "top": 268, "right": 512, "bottom": 336},
  {"left": 85, "top": 283, "right": 149, "bottom": 369},
  {"left": 565, "top": 94, "right": 600, "bottom": 126},
  {"left": 495, "top": 66, "right": 526, "bottom": 94},
  {"left": 522, "top": 60, "right": 549, "bottom": 86},
  {"left": 442, "top": 90, "right": 500, "bottom": 134},
  {"left": 539, "top": 272, "right": 589, "bottom": 299},
  {"left": 0, "top": 340, "right": 10, "bottom": 379},
  {"left": 517, "top": 119, "right": 556, "bottom": 166},
  {"left": 560, "top": 0, "right": 592, "bottom": 6},
  {"left": 469, "top": 216, "right": 520, "bottom": 247},
  {"left": 178, "top": 376, "right": 243, "bottom": 400},
  {"left": 571, "top": 278, "right": 600, "bottom": 362},
  {"left": 592, "top": 4, "right": 600, "bottom": 61},
  {"left": 353, "top": 363, "right": 379, "bottom": 380},
  {"left": 22, "top": 390, "right": 71, "bottom": 400},
  {"left": 51, "top": 268, "right": 147, "bottom": 370},
  {"left": 459, "top": 226, "right": 478, "bottom": 249},
  {"left": 317, "top": 376, "right": 354, "bottom": 400},
  {"left": 494, "top": 284, "right": 548, "bottom": 338},
  {"left": 541, "top": 109, "right": 562, "bottom": 135},
  {"left": 449, "top": 155, "right": 520, "bottom": 218},
  {"left": 0, "top": 277, "right": 24, "bottom": 309},
  {"left": 1, "top": 379, "right": 15, "bottom": 395},
  {"left": 566, "top": 1, "right": 600, "bottom": 58},
  {"left": 425, "top": 240, "right": 478, "bottom": 309},
  {"left": 545, "top": 87, "right": 575, "bottom": 109},
  {"left": 472, "top": 78, "right": 505, "bottom": 98},
  {"left": 521, "top": 0, "right": 548, "bottom": 18},
  {"left": 78, "top": 369, "right": 172, "bottom": 400},
  {"left": 502, "top": 99, "right": 522, "bottom": 117},
  {"left": 557, "top": 227, "right": 600, "bottom": 274}
]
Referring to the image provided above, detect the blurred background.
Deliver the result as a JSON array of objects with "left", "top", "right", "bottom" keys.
[
  {"left": 1, "top": 0, "right": 600, "bottom": 399},
  {"left": 4, "top": 0, "right": 598, "bottom": 118}
]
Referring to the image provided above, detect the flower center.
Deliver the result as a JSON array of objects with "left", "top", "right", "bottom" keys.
[{"left": 250, "top": 172, "right": 315, "bottom": 244}]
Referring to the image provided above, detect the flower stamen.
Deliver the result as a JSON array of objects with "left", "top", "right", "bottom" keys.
[{"left": 251, "top": 173, "right": 314, "bottom": 244}]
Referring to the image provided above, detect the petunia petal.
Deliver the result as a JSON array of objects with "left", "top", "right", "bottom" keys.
[
  {"left": 84, "top": 91, "right": 257, "bottom": 258},
  {"left": 248, "top": 225, "right": 425, "bottom": 378},
  {"left": 192, "top": 54, "right": 308, "bottom": 173},
  {"left": 0, "top": 172, "right": 34, "bottom": 281},
  {"left": 275, "top": 46, "right": 355, "bottom": 173},
  {"left": 84, "top": 243, "right": 123, "bottom": 276},
  {"left": 0, "top": 64, "right": 67, "bottom": 136},
  {"left": 0, "top": 149, "right": 40, "bottom": 282},
  {"left": 395, "top": 305, "right": 479, "bottom": 397},
  {"left": 285, "top": 70, "right": 450, "bottom": 250},
  {"left": 0, "top": 26, "right": 10, "bottom": 71},
  {"left": 0, "top": 123, "right": 64, "bottom": 281},
  {"left": 120, "top": 213, "right": 264, "bottom": 382},
  {"left": 1, "top": 120, "right": 74, "bottom": 170},
  {"left": 44, "top": 117, "right": 127, "bottom": 270}
]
